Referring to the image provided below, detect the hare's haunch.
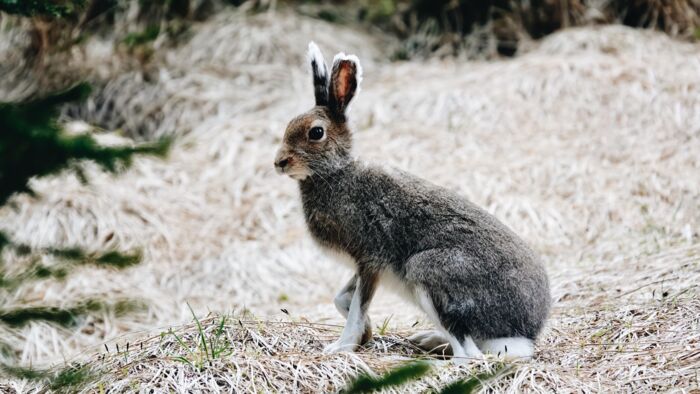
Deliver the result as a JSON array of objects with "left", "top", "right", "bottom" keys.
[{"left": 274, "top": 42, "right": 551, "bottom": 361}]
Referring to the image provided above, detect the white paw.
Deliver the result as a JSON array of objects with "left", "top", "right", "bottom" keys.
[
  {"left": 408, "top": 330, "right": 450, "bottom": 353},
  {"left": 323, "top": 340, "right": 356, "bottom": 354}
]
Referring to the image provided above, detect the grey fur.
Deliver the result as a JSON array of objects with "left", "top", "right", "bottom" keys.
[
  {"left": 300, "top": 164, "right": 550, "bottom": 341},
  {"left": 275, "top": 44, "right": 551, "bottom": 354}
]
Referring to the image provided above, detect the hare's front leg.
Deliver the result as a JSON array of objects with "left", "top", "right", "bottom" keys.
[
  {"left": 324, "top": 270, "right": 378, "bottom": 353},
  {"left": 333, "top": 275, "right": 373, "bottom": 345}
]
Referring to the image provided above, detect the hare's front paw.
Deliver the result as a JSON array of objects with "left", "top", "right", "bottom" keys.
[{"left": 323, "top": 340, "right": 356, "bottom": 354}]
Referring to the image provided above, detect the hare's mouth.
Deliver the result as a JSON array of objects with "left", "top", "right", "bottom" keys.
[
  {"left": 286, "top": 169, "right": 310, "bottom": 180},
  {"left": 288, "top": 172, "right": 309, "bottom": 180},
  {"left": 277, "top": 165, "right": 310, "bottom": 180}
]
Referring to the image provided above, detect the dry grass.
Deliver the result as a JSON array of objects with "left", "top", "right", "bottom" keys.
[
  {"left": 1, "top": 8, "right": 699, "bottom": 393},
  {"left": 54, "top": 244, "right": 698, "bottom": 392}
]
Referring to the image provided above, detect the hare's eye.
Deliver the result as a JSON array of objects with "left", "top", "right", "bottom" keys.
[{"left": 308, "top": 126, "right": 325, "bottom": 141}]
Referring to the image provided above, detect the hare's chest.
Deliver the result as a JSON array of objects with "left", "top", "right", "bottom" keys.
[
  {"left": 304, "top": 209, "right": 348, "bottom": 248},
  {"left": 300, "top": 183, "right": 358, "bottom": 253}
]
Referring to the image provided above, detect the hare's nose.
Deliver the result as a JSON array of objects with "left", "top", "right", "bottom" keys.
[{"left": 275, "top": 157, "right": 290, "bottom": 169}]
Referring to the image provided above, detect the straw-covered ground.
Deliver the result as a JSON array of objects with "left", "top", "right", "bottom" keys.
[{"left": 1, "top": 9, "right": 699, "bottom": 393}]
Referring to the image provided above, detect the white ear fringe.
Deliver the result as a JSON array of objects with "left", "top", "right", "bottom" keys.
[
  {"left": 307, "top": 41, "right": 327, "bottom": 78},
  {"left": 332, "top": 52, "right": 363, "bottom": 95}
]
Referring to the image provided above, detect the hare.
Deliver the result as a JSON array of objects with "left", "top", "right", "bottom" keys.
[{"left": 274, "top": 42, "right": 551, "bottom": 361}]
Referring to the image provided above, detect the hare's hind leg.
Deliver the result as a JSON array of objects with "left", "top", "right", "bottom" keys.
[
  {"left": 475, "top": 337, "right": 534, "bottom": 360},
  {"left": 406, "top": 250, "right": 484, "bottom": 363},
  {"left": 414, "top": 288, "right": 483, "bottom": 363}
]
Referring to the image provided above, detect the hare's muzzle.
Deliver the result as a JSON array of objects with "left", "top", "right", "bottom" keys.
[
  {"left": 275, "top": 157, "right": 289, "bottom": 171},
  {"left": 274, "top": 149, "right": 292, "bottom": 175},
  {"left": 274, "top": 146, "right": 311, "bottom": 180}
]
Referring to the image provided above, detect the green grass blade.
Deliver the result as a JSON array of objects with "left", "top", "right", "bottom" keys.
[
  {"left": 344, "top": 361, "right": 431, "bottom": 393},
  {"left": 211, "top": 315, "right": 228, "bottom": 358},
  {"left": 0, "top": 363, "right": 49, "bottom": 380},
  {"left": 172, "top": 356, "right": 195, "bottom": 369},
  {"left": 169, "top": 329, "right": 195, "bottom": 359},
  {"left": 438, "top": 364, "right": 509, "bottom": 394},
  {"left": 49, "top": 365, "right": 93, "bottom": 391},
  {"left": 186, "top": 302, "right": 210, "bottom": 362}
]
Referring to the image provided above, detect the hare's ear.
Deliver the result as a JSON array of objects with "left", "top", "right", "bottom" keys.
[
  {"left": 328, "top": 52, "right": 362, "bottom": 117},
  {"left": 308, "top": 42, "right": 329, "bottom": 106}
]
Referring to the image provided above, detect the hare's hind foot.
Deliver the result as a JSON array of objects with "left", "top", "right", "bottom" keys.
[
  {"left": 408, "top": 330, "right": 451, "bottom": 354},
  {"left": 475, "top": 337, "right": 534, "bottom": 360},
  {"left": 450, "top": 336, "right": 485, "bottom": 365},
  {"left": 408, "top": 331, "right": 483, "bottom": 365}
]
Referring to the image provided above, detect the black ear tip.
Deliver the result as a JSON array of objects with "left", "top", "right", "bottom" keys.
[{"left": 308, "top": 41, "right": 329, "bottom": 106}]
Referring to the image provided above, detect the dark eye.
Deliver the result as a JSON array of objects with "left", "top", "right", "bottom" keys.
[{"left": 308, "top": 126, "right": 325, "bottom": 141}]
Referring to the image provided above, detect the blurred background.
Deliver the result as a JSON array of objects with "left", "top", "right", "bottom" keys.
[{"left": 1, "top": 0, "right": 699, "bottom": 392}]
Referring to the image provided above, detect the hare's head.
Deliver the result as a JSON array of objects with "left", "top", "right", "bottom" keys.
[{"left": 274, "top": 42, "right": 362, "bottom": 180}]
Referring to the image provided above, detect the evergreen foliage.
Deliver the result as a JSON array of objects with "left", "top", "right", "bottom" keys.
[
  {"left": 343, "top": 360, "right": 507, "bottom": 393},
  {"left": 0, "top": 83, "right": 170, "bottom": 205},
  {"left": 0, "top": 83, "right": 170, "bottom": 388},
  {"left": 344, "top": 361, "right": 431, "bottom": 393},
  {"left": 0, "top": 0, "right": 86, "bottom": 17}
]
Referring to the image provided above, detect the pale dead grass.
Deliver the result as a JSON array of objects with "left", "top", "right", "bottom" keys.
[
  {"left": 1, "top": 9, "right": 699, "bottom": 393},
  {"left": 57, "top": 244, "right": 697, "bottom": 393}
]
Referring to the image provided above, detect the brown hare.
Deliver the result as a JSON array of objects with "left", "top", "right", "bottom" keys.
[{"left": 274, "top": 42, "right": 551, "bottom": 361}]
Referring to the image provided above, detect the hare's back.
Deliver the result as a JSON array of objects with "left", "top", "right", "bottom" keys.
[{"left": 363, "top": 166, "right": 541, "bottom": 269}]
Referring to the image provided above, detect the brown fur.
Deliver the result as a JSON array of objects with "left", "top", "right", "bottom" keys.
[{"left": 275, "top": 107, "right": 352, "bottom": 180}]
